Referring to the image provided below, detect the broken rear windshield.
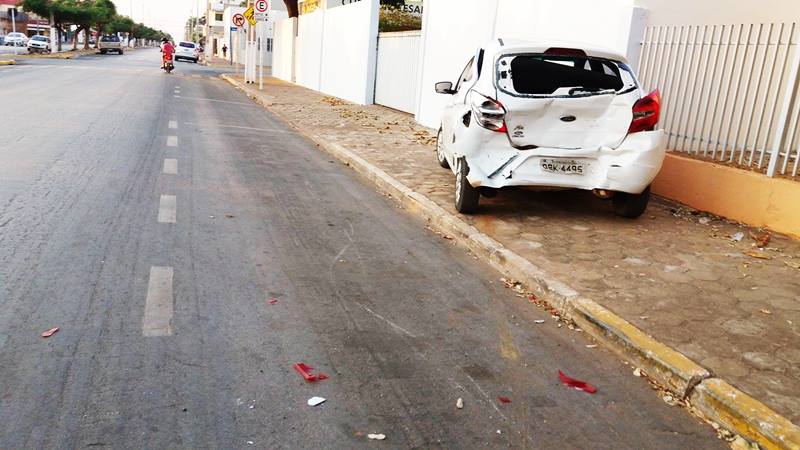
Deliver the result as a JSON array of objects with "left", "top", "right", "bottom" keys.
[{"left": 497, "top": 54, "right": 636, "bottom": 97}]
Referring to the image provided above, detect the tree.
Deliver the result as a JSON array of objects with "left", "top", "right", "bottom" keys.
[{"left": 283, "top": 0, "right": 298, "bottom": 18}]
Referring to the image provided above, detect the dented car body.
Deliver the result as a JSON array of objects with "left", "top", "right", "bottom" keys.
[{"left": 435, "top": 39, "right": 666, "bottom": 217}]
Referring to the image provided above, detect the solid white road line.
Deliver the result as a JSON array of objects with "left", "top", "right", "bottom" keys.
[
  {"left": 182, "top": 122, "right": 294, "bottom": 134},
  {"left": 157, "top": 195, "right": 177, "bottom": 223},
  {"left": 167, "top": 135, "right": 178, "bottom": 147},
  {"left": 163, "top": 159, "right": 178, "bottom": 175},
  {"left": 168, "top": 120, "right": 178, "bottom": 129},
  {"left": 142, "top": 266, "right": 174, "bottom": 337}
]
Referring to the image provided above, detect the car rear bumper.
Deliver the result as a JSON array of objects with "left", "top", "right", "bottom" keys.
[{"left": 463, "top": 130, "right": 667, "bottom": 194}]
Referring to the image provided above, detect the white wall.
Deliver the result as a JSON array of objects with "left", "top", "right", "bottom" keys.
[
  {"left": 319, "top": 0, "right": 379, "bottom": 104},
  {"left": 273, "top": 17, "right": 297, "bottom": 82},
  {"left": 634, "top": 0, "right": 800, "bottom": 26},
  {"left": 375, "top": 31, "right": 422, "bottom": 113},
  {"left": 284, "top": 0, "right": 379, "bottom": 104},
  {"left": 295, "top": 9, "right": 325, "bottom": 90},
  {"left": 414, "top": 0, "right": 635, "bottom": 128}
]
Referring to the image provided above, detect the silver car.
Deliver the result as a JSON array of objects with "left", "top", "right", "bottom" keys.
[
  {"left": 4, "top": 32, "right": 27, "bottom": 47},
  {"left": 27, "top": 35, "right": 51, "bottom": 53}
]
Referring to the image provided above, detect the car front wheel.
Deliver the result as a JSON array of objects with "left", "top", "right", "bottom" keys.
[
  {"left": 454, "top": 158, "right": 480, "bottom": 214},
  {"left": 436, "top": 128, "right": 450, "bottom": 169},
  {"left": 613, "top": 185, "right": 651, "bottom": 219}
]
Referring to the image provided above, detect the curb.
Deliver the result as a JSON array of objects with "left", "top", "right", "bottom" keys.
[
  {"left": 221, "top": 74, "right": 800, "bottom": 450},
  {"left": 0, "top": 60, "right": 15, "bottom": 65}
]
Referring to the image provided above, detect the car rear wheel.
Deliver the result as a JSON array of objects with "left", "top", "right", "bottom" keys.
[
  {"left": 436, "top": 128, "right": 449, "bottom": 169},
  {"left": 612, "top": 185, "right": 651, "bottom": 219},
  {"left": 454, "top": 158, "right": 480, "bottom": 214}
]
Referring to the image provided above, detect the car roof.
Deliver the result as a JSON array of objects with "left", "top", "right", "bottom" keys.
[{"left": 485, "top": 38, "right": 628, "bottom": 64}]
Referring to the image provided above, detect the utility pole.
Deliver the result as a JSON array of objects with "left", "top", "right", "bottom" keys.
[{"left": 11, "top": 8, "right": 17, "bottom": 56}]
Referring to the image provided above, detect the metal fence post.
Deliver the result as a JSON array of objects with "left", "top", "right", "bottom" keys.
[{"left": 767, "top": 24, "right": 800, "bottom": 177}]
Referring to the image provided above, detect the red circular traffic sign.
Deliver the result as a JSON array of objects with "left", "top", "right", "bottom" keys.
[
  {"left": 232, "top": 13, "right": 245, "bottom": 27},
  {"left": 255, "top": 0, "right": 269, "bottom": 13}
]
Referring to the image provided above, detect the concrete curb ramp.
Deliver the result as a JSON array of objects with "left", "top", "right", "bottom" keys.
[{"left": 221, "top": 74, "right": 800, "bottom": 450}]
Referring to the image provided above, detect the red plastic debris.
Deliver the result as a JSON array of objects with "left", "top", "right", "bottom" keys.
[
  {"left": 528, "top": 294, "right": 538, "bottom": 303},
  {"left": 497, "top": 396, "right": 512, "bottom": 404},
  {"left": 269, "top": 298, "right": 278, "bottom": 305},
  {"left": 41, "top": 327, "right": 59, "bottom": 338},
  {"left": 293, "top": 363, "right": 329, "bottom": 382},
  {"left": 558, "top": 370, "right": 597, "bottom": 394}
]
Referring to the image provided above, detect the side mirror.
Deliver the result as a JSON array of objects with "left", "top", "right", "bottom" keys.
[{"left": 435, "top": 81, "right": 455, "bottom": 95}]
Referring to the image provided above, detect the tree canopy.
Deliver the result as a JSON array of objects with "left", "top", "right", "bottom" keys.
[{"left": 21, "top": 0, "right": 169, "bottom": 45}]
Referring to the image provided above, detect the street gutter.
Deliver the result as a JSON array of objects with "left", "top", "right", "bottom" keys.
[{"left": 221, "top": 74, "right": 800, "bottom": 450}]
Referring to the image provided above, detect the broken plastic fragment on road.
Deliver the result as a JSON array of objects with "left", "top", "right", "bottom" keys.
[
  {"left": 293, "top": 362, "right": 329, "bottom": 382},
  {"left": 269, "top": 298, "right": 278, "bottom": 305},
  {"left": 456, "top": 397, "right": 464, "bottom": 409},
  {"left": 367, "top": 434, "right": 386, "bottom": 441},
  {"left": 558, "top": 370, "right": 597, "bottom": 394},
  {"left": 41, "top": 327, "right": 59, "bottom": 338},
  {"left": 497, "top": 396, "right": 512, "bottom": 404},
  {"left": 307, "top": 396, "right": 326, "bottom": 406}
]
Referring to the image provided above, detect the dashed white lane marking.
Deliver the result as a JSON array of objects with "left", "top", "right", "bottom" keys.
[
  {"left": 142, "top": 266, "right": 174, "bottom": 337},
  {"left": 163, "top": 159, "right": 178, "bottom": 175},
  {"left": 167, "top": 135, "right": 178, "bottom": 147},
  {"left": 168, "top": 120, "right": 178, "bottom": 129},
  {"left": 174, "top": 95, "right": 181, "bottom": 98},
  {"left": 157, "top": 195, "right": 177, "bottom": 223}
]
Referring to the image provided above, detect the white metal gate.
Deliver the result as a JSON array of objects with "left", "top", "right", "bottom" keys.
[
  {"left": 637, "top": 22, "right": 800, "bottom": 178},
  {"left": 374, "top": 31, "right": 421, "bottom": 114}
]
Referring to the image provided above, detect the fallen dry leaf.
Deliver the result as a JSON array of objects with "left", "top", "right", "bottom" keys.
[
  {"left": 750, "top": 231, "right": 772, "bottom": 248},
  {"left": 760, "top": 309, "right": 772, "bottom": 315},
  {"left": 784, "top": 260, "right": 800, "bottom": 270},
  {"left": 744, "top": 250, "right": 772, "bottom": 260}
]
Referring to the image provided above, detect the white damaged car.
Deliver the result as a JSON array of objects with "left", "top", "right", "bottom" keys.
[{"left": 435, "top": 40, "right": 666, "bottom": 218}]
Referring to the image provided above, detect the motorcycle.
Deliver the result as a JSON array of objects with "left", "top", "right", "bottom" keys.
[{"left": 162, "top": 54, "right": 174, "bottom": 74}]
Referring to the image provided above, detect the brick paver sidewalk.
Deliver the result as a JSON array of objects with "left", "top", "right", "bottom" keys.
[{"left": 229, "top": 75, "right": 800, "bottom": 425}]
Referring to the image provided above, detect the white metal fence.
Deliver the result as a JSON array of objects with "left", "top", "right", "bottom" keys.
[
  {"left": 637, "top": 22, "right": 800, "bottom": 178},
  {"left": 374, "top": 31, "right": 422, "bottom": 114}
]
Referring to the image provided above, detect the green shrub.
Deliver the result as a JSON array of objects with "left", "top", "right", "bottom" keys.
[{"left": 379, "top": 6, "right": 421, "bottom": 32}]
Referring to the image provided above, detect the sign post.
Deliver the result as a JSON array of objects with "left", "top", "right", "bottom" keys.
[
  {"left": 232, "top": 14, "right": 245, "bottom": 75},
  {"left": 254, "top": 0, "right": 269, "bottom": 22}
]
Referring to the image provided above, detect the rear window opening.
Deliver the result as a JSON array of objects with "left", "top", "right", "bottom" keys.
[
  {"left": 497, "top": 54, "right": 635, "bottom": 97},
  {"left": 101, "top": 36, "right": 120, "bottom": 42},
  {"left": 180, "top": 42, "right": 196, "bottom": 48}
]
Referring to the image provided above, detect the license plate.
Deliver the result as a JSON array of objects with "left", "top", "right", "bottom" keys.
[{"left": 540, "top": 159, "right": 586, "bottom": 175}]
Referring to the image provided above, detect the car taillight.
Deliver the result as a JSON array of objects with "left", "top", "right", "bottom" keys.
[
  {"left": 629, "top": 89, "right": 661, "bottom": 134},
  {"left": 471, "top": 92, "right": 507, "bottom": 133}
]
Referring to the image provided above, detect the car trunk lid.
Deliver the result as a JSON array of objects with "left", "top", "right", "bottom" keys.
[{"left": 495, "top": 52, "right": 636, "bottom": 150}]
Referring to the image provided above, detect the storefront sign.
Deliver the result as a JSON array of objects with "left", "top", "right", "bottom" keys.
[{"left": 299, "top": 0, "right": 322, "bottom": 14}]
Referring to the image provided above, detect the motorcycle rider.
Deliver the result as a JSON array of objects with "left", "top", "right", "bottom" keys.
[{"left": 160, "top": 37, "right": 175, "bottom": 69}]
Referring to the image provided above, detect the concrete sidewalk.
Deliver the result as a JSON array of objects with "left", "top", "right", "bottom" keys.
[{"left": 223, "top": 74, "right": 800, "bottom": 448}]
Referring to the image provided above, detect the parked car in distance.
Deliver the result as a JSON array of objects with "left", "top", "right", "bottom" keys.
[
  {"left": 97, "top": 35, "right": 123, "bottom": 54},
  {"left": 27, "top": 35, "right": 51, "bottom": 53},
  {"left": 435, "top": 39, "right": 666, "bottom": 218},
  {"left": 4, "top": 32, "right": 27, "bottom": 47},
  {"left": 175, "top": 41, "right": 199, "bottom": 63}
]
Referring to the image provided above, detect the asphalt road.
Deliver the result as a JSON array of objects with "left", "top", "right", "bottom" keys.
[{"left": 0, "top": 49, "right": 724, "bottom": 449}]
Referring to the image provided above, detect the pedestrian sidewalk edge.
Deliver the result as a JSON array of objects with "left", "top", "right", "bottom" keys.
[{"left": 220, "top": 74, "right": 800, "bottom": 450}]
